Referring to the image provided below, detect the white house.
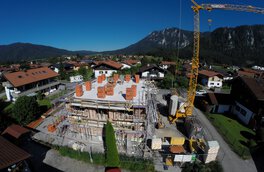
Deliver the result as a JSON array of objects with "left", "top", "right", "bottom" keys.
[
  {"left": 232, "top": 102, "right": 254, "bottom": 125},
  {"left": 2, "top": 67, "right": 60, "bottom": 101},
  {"left": 159, "top": 61, "right": 176, "bottom": 70},
  {"left": 230, "top": 77, "right": 264, "bottom": 126},
  {"left": 137, "top": 64, "right": 165, "bottom": 80},
  {"left": 93, "top": 60, "right": 123, "bottom": 78},
  {"left": 207, "top": 93, "right": 233, "bottom": 114},
  {"left": 70, "top": 75, "right": 83, "bottom": 83},
  {"left": 198, "top": 70, "right": 223, "bottom": 88},
  {"left": 121, "top": 60, "right": 141, "bottom": 69}
]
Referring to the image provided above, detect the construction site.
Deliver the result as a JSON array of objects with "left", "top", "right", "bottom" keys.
[
  {"left": 34, "top": 74, "right": 159, "bottom": 157},
  {"left": 32, "top": 0, "right": 264, "bottom": 169},
  {"left": 32, "top": 73, "right": 220, "bottom": 171}
]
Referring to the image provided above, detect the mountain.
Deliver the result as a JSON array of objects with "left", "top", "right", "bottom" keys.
[
  {"left": 104, "top": 28, "right": 195, "bottom": 54},
  {"left": 106, "top": 25, "right": 264, "bottom": 66},
  {"left": 1, "top": 25, "right": 264, "bottom": 65},
  {"left": 0, "top": 43, "right": 96, "bottom": 62},
  {"left": 200, "top": 25, "right": 264, "bottom": 65}
]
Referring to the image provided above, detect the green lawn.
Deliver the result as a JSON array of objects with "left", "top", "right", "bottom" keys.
[
  {"left": 38, "top": 99, "right": 52, "bottom": 109},
  {"left": 208, "top": 113, "right": 256, "bottom": 159},
  {"left": 3, "top": 102, "right": 14, "bottom": 115},
  {"left": 47, "top": 90, "right": 67, "bottom": 101}
]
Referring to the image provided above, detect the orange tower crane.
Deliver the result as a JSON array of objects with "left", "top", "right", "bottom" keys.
[{"left": 169, "top": 0, "right": 264, "bottom": 123}]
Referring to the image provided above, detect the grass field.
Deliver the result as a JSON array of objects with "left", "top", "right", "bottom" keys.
[
  {"left": 208, "top": 113, "right": 256, "bottom": 159},
  {"left": 38, "top": 99, "right": 52, "bottom": 109}
]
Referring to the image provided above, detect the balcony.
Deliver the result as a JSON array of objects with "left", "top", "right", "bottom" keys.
[{"left": 11, "top": 81, "right": 60, "bottom": 98}]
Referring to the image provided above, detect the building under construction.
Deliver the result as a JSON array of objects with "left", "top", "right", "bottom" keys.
[{"left": 65, "top": 74, "right": 158, "bottom": 156}]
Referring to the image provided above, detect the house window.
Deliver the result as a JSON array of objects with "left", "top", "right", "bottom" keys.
[
  {"left": 217, "top": 83, "right": 220, "bottom": 85},
  {"left": 105, "top": 71, "right": 108, "bottom": 74},
  {"left": 240, "top": 109, "right": 247, "bottom": 116},
  {"left": 235, "top": 106, "right": 240, "bottom": 112},
  {"left": 99, "top": 71, "right": 103, "bottom": 74},
  {"left": 210, "top": 83, "right": 214, "bottom": 85}
]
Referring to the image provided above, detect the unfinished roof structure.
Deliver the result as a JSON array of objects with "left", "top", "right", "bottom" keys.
[{"left": 66, "top": 74, "right": 158, "bottom": 156}]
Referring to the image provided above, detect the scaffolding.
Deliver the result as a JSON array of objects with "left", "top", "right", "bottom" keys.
[{"left": 63, "top": 78, "right": 159, "bottom": 156}]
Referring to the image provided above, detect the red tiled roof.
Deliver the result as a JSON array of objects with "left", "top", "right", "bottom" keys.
[
  {"left": 0, "top": 136, "right": 30, "bottom": 169},
  {"left": 2, "top": 124, "right": 30, "bottom": 139},
  {"left": 238, "top": 70, "right": 255, "bottom": 78},
  {"left": 122, "top": 60, "right": 140, "bottom": 66},
  {"left": 4, "top": 67, "right": 59, "bottom": 87},
  {"left": 199, "top": 70, "right": 223, "bottom": 78},
  {"left": 161, "top": 61, "right": 176, "bottom": 65},
  {"left": 94, "top": 60, "right": 123, "bottom": 70},
  {"left": 242, "top": 68, "right": 262, "bottom": 74}
]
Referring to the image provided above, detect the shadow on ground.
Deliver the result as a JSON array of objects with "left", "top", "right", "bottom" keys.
[
  {"left": 20, "top": 136, "right": 62, "bottom": 172},
  {"left": 250, "top": 145, "right": 264, "bottom": 172}
]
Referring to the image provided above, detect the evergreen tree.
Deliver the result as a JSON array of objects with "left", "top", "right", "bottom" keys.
[{"left": 105, "top": 120, "right": 120, "bottom": 167}]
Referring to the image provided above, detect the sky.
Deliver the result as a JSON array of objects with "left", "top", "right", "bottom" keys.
[{"left": 0, "top": 0, "right": 264, "bottom": 51}]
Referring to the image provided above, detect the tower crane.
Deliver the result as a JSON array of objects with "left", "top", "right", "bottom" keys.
[{"left": 169, "top": 0, "right": 264, "bottom": 123}]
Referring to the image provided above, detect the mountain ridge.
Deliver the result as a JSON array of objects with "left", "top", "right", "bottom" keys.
[{"left": 0, "top": 25, "right": 264, "bottom": 65}]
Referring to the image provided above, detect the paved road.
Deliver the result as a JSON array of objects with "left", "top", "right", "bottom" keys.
[
  {"left": 193, "top": 108, "right": 257, "bottom": 172},
  {"left": 44, "top": 149, "right": 131, "bottom": 172}
]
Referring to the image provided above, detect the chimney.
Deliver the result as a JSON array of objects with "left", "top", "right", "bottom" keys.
[
  {"left": 75, "top": 84, "right": 83, "bottom": 97},
  {"left": 135, "top": 75, "right": 140, "bottom": 83},
  {"left": 126, "top": 88, "right": 133, "bottom": 100},
  {"left": 98, "top": 75, "right": 102, "bottom": 83},
  {"left": 97, "top": 86, "right": 106, "bottom": 98},
  {"left": 85, "top": 81, "right": 91, "bottom": 91},
  {"left": 131, "top": 85, "right": 137, "bottom": 97}
]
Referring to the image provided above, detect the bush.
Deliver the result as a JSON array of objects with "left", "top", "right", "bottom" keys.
[
  {"left": 105, "top": 121, "right": 120, "bottom": 167},
  {"left": 182, "top": 161, "right": 223, "bottom": 172}
]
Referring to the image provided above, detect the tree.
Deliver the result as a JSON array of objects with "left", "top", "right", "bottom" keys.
[
  {"left": 105, "top": 120, "right": 120, "bottom": 167},
  {"left": 78, "top": 66, "right": 93, "bottom": 81},
  {"left": 157, "top": 73, "right": 175, "bottom": 89},
  {"left": 12, "top": 96, "right": 39, "bottom": 125}
]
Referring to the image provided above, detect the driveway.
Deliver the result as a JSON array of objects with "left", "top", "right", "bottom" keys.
[{"left": 193, "top": 108, "right": 257, "bottom": 172}]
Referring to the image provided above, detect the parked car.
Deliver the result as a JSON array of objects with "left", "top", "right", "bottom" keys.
[{"left": 196, "top": 90, "right": 207, "bottom": 95}]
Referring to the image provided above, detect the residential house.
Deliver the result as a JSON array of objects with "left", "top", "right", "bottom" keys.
[
  {"left": 137, "top": 64, "right": 165, "bottom": 80},
  {"left": 3, "top": 67, "right": 60, "bottom": 101},
  {"left": 206, "top": 93, "right": 233, "bottom": 114},
  {"left": 70, "top": 75, "right": 83, "bottom": 83},
  {"left": 237, "top": 68, "right": 264, "bottom": 79},
  {"left": 67, "top": 61, "right": 89, "bottom": 71},
  {"left": 121, "top": 60, "right": 141, "bottom": 69},
  {"left": 231, "top": 77, "right": 264, "bottom": 125},
  {"left": 159, "top": 61, "right": 176, "bottom": 70},
  {"left": 51, "top": 63, "right": 74, "bottom": 73},
  {"left": 0, "top": 136, "right": 30, "bottom": 171},
  {"left": 93, "top": 60, "right": 123, "bottom": 78},
  {"left": 198, "top": 70, "right": 223, "bottom": 88},
  {"left": 213, "top": 69, "right": 234, "bottom": 81}
]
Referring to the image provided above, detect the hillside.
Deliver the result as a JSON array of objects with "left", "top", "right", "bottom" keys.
[
  {"left": 0, "top": 43, "right": 96, "bottom": 62},
  {"left": 106, "top": 25, "right": 264, "bottom": 66},
  {"left": 1, "top": 25, "right": 264, "bottom": 66}
]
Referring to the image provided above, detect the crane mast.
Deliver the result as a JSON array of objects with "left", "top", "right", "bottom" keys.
[{"left": 169, "top": 0, "right": 264, "bottom": 123}]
